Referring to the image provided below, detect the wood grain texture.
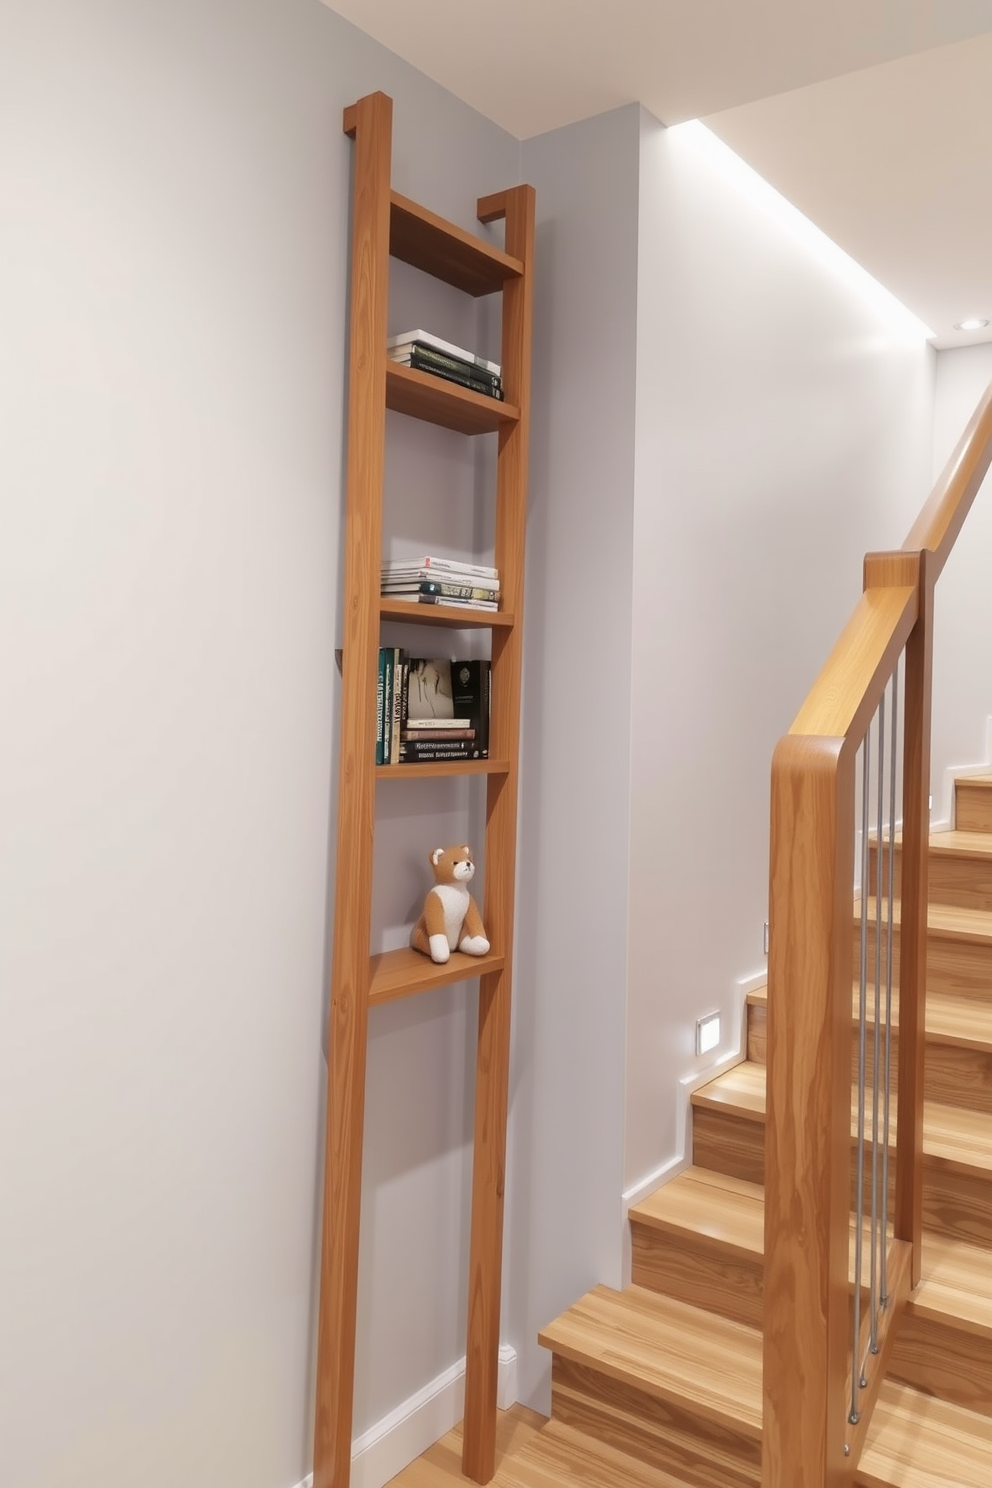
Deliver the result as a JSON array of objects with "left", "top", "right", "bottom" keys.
[
  {"left": 896, "top": 554, "right": 933, "bottom": 1285},
  {"left": 389, "top": 190, "right": 523, "bottom": 296},
  {"left": 314, "top": 89, "right": 394, "bottom": 1488},
  {"left": 328, "top": 95, "right": 535, "bottom": 1488},
  {"left": 385, "top": 1408, "right": 731, "bottom": 1488},
  {"left": 763, "top": 734, "right": 855, "bottom": 1488},
  {"left": 367, "top": 946, "right": 506, "bottom": 1006},
  {"left": 539, "top": 1285, "right": 762, "bottom": 1436},
  {"left": 888, "top": 1307, "right": 992, "bottom": 1418},
  {"left": 955, "top": 776, "right": 992, "bottom": 834},
  {"left": 386, "top": 361, "right": 519, "bottom": 434},
  {"left": 856, "top": 1379, "right": 992, "bottom": 1488},
  {"left": 379, "top": 597, "right": 514, "bottom": 628},
  {"left": 552, "top": 1357, "right": 761, "bottom": 1488},
  {"left": 462, "top": 182, "right": 535, "bottom": 1486},
  {"left": 901, "top": 371, "right": 992, "bottom": 579},
  {"left": 787, "top": 584, "right": 917, "bottom": 743},
  {"left": 376, "top": 758, "right": 512, "bottom": 780},
  {"left": 869, "top": 828, "right": 992, "bottom": 911}
]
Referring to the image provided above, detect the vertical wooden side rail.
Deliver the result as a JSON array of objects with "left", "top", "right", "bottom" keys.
[
  {"left": 763, "top": 736, "right": 855, "bottom": 1488},
  {"left": 894, "top": 551, "right": 934, "bottom": 1284},
  {"left": 313, "top": 92, "right": 393, "bottom": 1488},
  {"left": 462, "top": 183, "right": 535, "bottom": 1485}
]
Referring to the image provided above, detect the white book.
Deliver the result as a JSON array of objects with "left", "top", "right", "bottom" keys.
[
  {"left": 382, "top": 555, "right": 499, "bottom": 582},
  {"left": 404, "top": 717, "right": 472, "bottom": 730},
  {"left": 386, "top": 329, "right": 501, "bottom": 377}
]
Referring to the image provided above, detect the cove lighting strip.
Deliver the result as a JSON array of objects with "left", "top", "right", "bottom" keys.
[{"left": 667, "top": 121, "right": 934, "bottom": 345}]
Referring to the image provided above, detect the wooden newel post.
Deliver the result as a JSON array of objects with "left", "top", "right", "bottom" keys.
[
  {"left": 894, "top": 550, "right": 934, "bottom": 1285},
  {"left": 763, "top": 736, "right": 855, "bottom": 1488}
]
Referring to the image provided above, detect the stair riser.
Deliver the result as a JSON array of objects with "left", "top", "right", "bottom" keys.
[
  {"left": 747, "top": 1003, "right": 992, "bottom": 1115},
  {"left": 629, "top": 1220, "right": 871, "bottom": 1334},
  {"left": 869, "top": 841, "right": 992, "bottom": 912},
  {"left": 692, "top": 1108, "right": 992, "bottom": 1247},
  {"left": 550, "top": 1354, "right": 760, "bottom": 1488},
  {"left": 887, "top": 1310, "right": 992, "bottom": 1418},
  {"left": 629, "top": 1225, "right": 763, "bottom": 1329},
  {"left": 955, "top": 780, "right": 992, "bottom": 833},
  {"left": 852, "top": 923, "right": 992, "bottom": 1002}
]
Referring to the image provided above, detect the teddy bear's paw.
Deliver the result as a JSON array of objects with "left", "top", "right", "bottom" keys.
[
  {"left": 429, "top": 934, "right": 451, "bottom": 964},
  {"left": 459, "top": 935, "right": 490, "bottom": 956}
]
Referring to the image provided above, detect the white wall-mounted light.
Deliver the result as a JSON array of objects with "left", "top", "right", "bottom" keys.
[
  {"left": 954, "top": 318, "right": 989, "bottom": 332},
  {"left": 696, "top": 1012, "right": 721, "bottom": 1056}
]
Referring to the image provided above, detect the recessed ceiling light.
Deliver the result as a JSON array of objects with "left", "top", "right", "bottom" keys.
[{"left": 954, "top": 318, "right": 990, "bottom": 332}]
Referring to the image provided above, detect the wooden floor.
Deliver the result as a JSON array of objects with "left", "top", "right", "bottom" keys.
[{"left": 383, "top": 1405, "right": 708, "bottom": 1487}]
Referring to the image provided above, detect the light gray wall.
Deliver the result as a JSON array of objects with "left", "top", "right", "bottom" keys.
[
  {"left": 623, "top": 110, "right": 936, "bottom": 1192},
  {"left": 930, "top": 342, "right": 992, "bottom": 818},
  {"left": 507, "top": 105, "right": 641, "bottom": 1411},
  {"left": 0, "top": 2, "right": 518, "bottom": 1485}
]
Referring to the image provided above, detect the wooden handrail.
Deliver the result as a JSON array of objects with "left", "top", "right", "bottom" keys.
[
  {"left": 903, "top": 376, "right": 992, "bottom": 578},
  {"left": 762, "top": 376, "right": 992, "bottom": 1488}
]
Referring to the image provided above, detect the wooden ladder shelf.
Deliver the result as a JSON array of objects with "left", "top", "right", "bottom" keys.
[{"left": 312, "top": 91, "right": 534, "bottom": 1488}]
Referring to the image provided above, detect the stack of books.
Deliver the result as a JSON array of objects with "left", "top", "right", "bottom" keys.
[
  {"left": 380, "top": 555, "right": 500, "bottom": 612},
  {"left": 387, "top": 330, "right": 503, "bottom": 401},
  {"left": 376, "top": 650, "right": 491, "bottom": 764}
]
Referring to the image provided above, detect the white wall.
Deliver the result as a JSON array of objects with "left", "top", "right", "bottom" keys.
[
  {"left": 623, "top": 112, "right": 936, "bottom": 1192},
  {"left": 929, "top": 343, "right": 992, "bottom": 818},
  {"left": 507, "top": 105, "right": 641, "bottom": 1411},
  {"left": 0, "top": 3, "right": 518, "bottom": 1485}
]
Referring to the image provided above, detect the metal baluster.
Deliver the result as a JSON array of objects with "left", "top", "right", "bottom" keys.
[
  {"left": 868, "top": 692, "right": 886, "bottom": 1366},
  {"left": 881, "top": 666, "right": 899, "bottom": 1305},
  {"left": 851, "top": 726, "right": 871, "bottom": 1424}
]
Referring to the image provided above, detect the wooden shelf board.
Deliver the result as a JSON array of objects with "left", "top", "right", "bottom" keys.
[
  {"left": 379, "top": 598, "right": 514, "bottom": 629},
  {"left": 386, "top": 362, "right": 519, "bottom": 434},
  {"left": 390, "top": 190, "right": 523, "bottom": 295},
  {"left": 377, "top": 758, "right": 511, "bottom": 780},
  {"left": 368, "top": 945, "right": 505, "bottom": 1006}
]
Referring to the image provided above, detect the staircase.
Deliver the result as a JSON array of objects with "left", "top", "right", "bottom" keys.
[{"left": 537, "top": 773, "right": 992, "bottom": 1487}]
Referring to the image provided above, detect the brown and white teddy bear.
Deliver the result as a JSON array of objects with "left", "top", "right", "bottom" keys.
[{"left": 410, "top": 844, "right": 490, "bottom": 964}]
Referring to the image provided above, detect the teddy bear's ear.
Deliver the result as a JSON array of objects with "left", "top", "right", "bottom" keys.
[
  {"left": 462, "top": 845, "right": 471, "bottom": 855},
  {"left": 431, "top": 848, "right": 444, "bottom": 866}
]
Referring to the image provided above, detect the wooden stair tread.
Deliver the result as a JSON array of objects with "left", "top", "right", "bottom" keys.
[
  {"left": 692, "top": 1061, "right": 992, "bottom": 1174},
  {"left": 630, "top": 1167, "right": 764, "bottom": 1257},
  {"left": 495, "top": 1417, "right": 704, "bottom": 1488},
  {"left": 869, "top": 827, "right": 992, "bottom": 860},
  {"left": 690, "top": 1061, "right": 768, "bottom": 1117},
  {"left": 859, "top": 1380, "right": 992, "bottom": 1487},
  {"left": 855, "top": 896, "right": 992, "bottom": 943},
  {"left": 538, "top": 1283, "right": 762, "bottom": 1437},
  {"left": 914, "top": 1233, "right": 992, "bottom": 1336},
  {"left": 749, "top": 982, "right": 991, "bottom": 1048},
  {"left": 633, "top": 1167, "right": 992, "bottom": 1335}
]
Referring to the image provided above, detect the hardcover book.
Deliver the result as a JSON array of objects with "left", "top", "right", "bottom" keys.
[{"left": 386, "top": 329, "right": 500, "bottom": 377}]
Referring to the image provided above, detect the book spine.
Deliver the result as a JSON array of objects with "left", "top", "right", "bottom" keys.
[
  {"left": 407, "top": 351, "right": 504, "bottom": 400},
  {"left": 406, "top": 343, "right": 502, "bottom": 392},
  {"left": 387, "top": 331, "right": 500, "bottom": 376},
  {"left": 375, "top": 648, "right": 386, "bottom": 766},
  {"left": 416, "top": 596, "right": 498, "bottom": 611},
  {"left": 381, "top": 649, "right": 394, "bottom": 765},
  {"left": 398, "top": 739, "right": 474, "bottom": 761},
  {"left": 400, "top": 728, "right": 476, "bottom": 742},
  {"left": 390, "top": 649, "right": 404, "bottom": 762},
  {"left": 399, "top": 657, "right": 409, "bottom": 743},
  {"left": 404, "top": 718, "right": 471, "bottom": 730},
  {"left": 420, "top": 557, "right": 498, "bottom": 581},
  {"left": 381, "top": 571, "right": 499, "bottom": 592}
]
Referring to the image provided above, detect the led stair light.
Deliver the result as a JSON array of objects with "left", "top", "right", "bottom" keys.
[{"left": 696, "top": 1012, "right": 721, "bottom": 1056}]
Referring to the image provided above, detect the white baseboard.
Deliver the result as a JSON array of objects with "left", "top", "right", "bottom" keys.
[{"left": 290, "top": 1345, "right": 518, "bottom": 1488}]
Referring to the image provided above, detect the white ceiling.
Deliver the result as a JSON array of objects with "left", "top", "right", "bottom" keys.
[{"left": 321, "top": 0, "right": 992, "bottom": 348}]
